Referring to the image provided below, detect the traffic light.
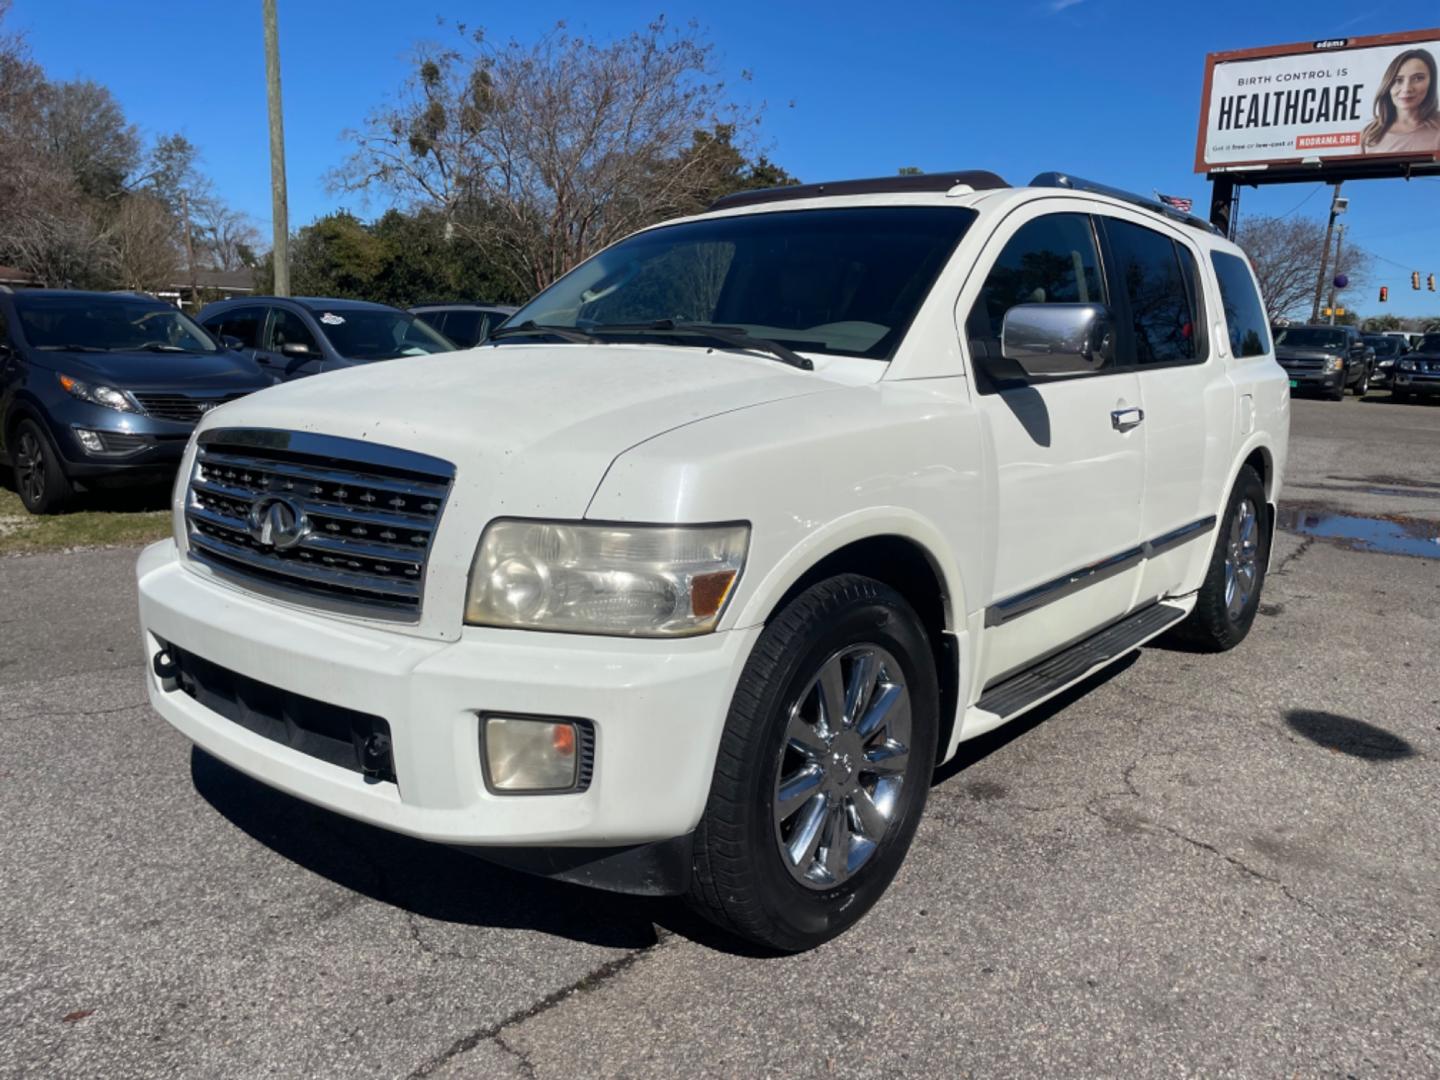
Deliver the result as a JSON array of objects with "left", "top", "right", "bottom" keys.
[
  {"left": 1412, "top": 271, "right": 1421, "bottom": 289},
  {"left": 1430, "top": 274, "right": 1436, "bottom": 292},
  {"left": 1380, "top": 286, "right": 1389, "bottom": 302}
]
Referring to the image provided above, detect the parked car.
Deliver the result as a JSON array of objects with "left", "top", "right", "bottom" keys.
[
  {"left": 409, "top": 302, "right": 519, "bottom": 348},
  {"left": 0, "top": 289, "right": 273, "bottom": 514},
  {"left": 1362, "top": 333, "right": 1407, "bottom": 390},
  {"left": 137, "top": 170, "right": 1288, "bottom": 951},
  {"left": 1274, "top": 323, "right": 1372, "bottom": 400},
  {"left": 1393, "top": 332, "right": 1440, "bottom": 401},
  {"left": 197, "top": 296, "right": 455, "bottom": 382}
]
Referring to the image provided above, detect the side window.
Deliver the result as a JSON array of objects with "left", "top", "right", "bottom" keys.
[
  {"left": 443, "top": 310, "right": 484, "bottom": 346},
  {"left": 205, "top": 306, "right": 264, "bottom": 349},
  {"left": 267, "top": 308, "right": 320, "bottom": 353},
  {"left": 965, "top": 213, "right": 1107, "bottom": 387},
  {"left": 1210, "top": 251, "right": 1270, "bottom": 358},
  {"left": 1103, "top": 219, "right": 1200, "bottom": 366}
]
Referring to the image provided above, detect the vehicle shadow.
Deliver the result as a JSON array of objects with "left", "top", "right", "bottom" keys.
[
  {"left": 189, "top": 747, "right": 668, "bottom": 951},
  {"left": 0, "top": 464, "right": 173, "bottom": 512}
]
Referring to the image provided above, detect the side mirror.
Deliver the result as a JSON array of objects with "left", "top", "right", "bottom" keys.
[
  {"left": 221, "top": 335, "right": 245, "bottom": 350},
  {"left": 280, "top": 341, "right": 315, "bottom": 357},
  {"left": 1001, "top": 303, "right": 1114, "bottom": 378}
]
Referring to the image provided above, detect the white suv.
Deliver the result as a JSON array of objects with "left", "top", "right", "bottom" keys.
[{"left": 136, "top": 171, "right": 1288, "bottom": 952}]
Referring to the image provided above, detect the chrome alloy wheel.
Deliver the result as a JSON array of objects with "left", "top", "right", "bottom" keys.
[
  {"left": 1224, "top": 498, "right": 1260, "bottom": 622},
  {"left": 15, "top": 428, "right": 46, "bottom": 508},
  {"left": 772, "top": 644, "right": 911, "bottom": 890}
]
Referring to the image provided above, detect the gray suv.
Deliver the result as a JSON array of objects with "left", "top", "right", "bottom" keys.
[{"left": 198, "top": 297, "right": 455, "bottom": 382}]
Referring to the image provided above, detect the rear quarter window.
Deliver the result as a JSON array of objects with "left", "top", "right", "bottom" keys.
[{"left": 1210, "top": 251, "right": 1270, "bottom": 358}]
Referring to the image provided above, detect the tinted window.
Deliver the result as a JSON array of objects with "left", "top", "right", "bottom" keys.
[
  {"left": 1365, "top": 336, "right": 1403, "bottom": 356},
  {"left": 315, "top": 309, "right": 453, "bottom": 360},
  {"left": 1420, "top": 334, "right": 1440, "bottom": 352},
  {"left": 205, "top": 306, "right": 265, "bottom": 349},
  {"left": 1104, "top": 220, "right": 1201, "bottom": 366},
  {"left": 1210, "top": 252, "right": 1270, "bottom": 357},
  {"left": 509, "top": 206, "right": 977, "bottom": 361},
  {"left": 267, "top": 308, "right": 320, "bottom": 353},
  {"left": 14, "top": 296, "right": 218, "bottom": 353},
  {"left": 1274, "top": 327, "right": 1348, "bottom": 350},
  {"left": 965, "top": 212, "right": 1107, "bottom": 383},
  {"left": 440, "top": 310, "right": 485, "bottom": 347}
]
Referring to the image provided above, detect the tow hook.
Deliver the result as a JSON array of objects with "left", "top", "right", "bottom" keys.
[
  {"left": 152, "top": 647, "right": 179, "bottom": 690},
  {"left": 361, "top": 732, "right": 393, "bottom": 781}
]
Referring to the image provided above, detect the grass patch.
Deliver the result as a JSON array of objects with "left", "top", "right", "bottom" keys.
[{"left": 0, "top": 484, "right": 173, "bottom": 556}]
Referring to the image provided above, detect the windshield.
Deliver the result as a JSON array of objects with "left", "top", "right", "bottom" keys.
[
  {"left": 1420, "top": 334, "right": 1440, "bottom": 352},
  {"left": 1275, "top": 327, "right": 1348, "bottom": 350},
  {"left": 505, "top": 206, "right": 978, "bottom": 361},
  {"left": 1365, "top": 337, "right": 1403, "bottom": 356},
  {"left": 15, "top": 296, "right": 218, "bottom": 353},
  {"left": 313, "top": 309, "right": 455, "bottom": 360}
]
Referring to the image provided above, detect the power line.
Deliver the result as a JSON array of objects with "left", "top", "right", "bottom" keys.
[{"left": 1274, "top": 186, "right": 1322, "bottom": 219}]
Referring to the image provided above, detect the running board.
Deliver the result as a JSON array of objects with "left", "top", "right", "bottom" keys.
[{"left": 976, "top": 602, "right": 1187, "bottom": 719}]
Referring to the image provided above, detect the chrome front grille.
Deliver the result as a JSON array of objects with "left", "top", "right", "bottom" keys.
[
  {"left": 1279, "top": 358, "right": 1324, "bottom": 371},
  {"left": 184, "top": 429, "right": 455, "bottom": 620}
]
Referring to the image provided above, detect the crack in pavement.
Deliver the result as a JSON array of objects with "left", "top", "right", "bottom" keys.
[
  {"left": 406, "top": 934, "right": 672, "bottom": 1079},
  {"left": 1271, "top": 535, "right": 1315, "bottom": 576},
  {"left": 0, "top": 700, "right": 148, "bottom": 723},
  {"left": 493, "top": 1031, "right": 539, "bottom": 1079}
]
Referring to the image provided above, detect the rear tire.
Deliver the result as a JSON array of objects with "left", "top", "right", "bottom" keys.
[
  {"left": 1351, "top": 367, "right": 1370, "bottom": 396},
  {"left": 12, "top": 418, "right": 73, "bottom": 515},
  {"left": 1171, "top": 465, "right": 1269, "bottom": 652},
  {"left": 687, "top": 574, "right": 939, "bottom": 952}
]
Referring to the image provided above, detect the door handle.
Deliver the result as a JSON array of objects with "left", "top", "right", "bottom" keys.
[{"left": 1111, "top": 407, "right": 1144, "bottom": 432}]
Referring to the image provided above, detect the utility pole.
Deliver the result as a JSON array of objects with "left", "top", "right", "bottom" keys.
[
  {"left": 180, "top": 189, "right": 197, "bottom": 310},
  {"left": 263, "top": 0, "right": 290, "bottom": 296},
  {"left": 1310, "top": 182, "right": 1346, "bottom": 323},
  {"left": 1326, "top": 224, "right": 1346, "bottom": 325}
]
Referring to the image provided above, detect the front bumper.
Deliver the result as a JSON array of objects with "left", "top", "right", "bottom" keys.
[
  {"left": 137, "top": 540, "right": 758, "bottom": 849},
  {"left": 1394, "top": 373, "right": 1440, "bottom": 396},
  {"left": 1281, "top": 368, "right": 1344, "bottom": 392}
]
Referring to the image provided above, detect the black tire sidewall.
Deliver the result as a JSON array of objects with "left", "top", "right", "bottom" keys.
[
  {"left": 16, "top": 418, "right": 70, "bottom": 514},
  {"left": 706, "top": 579, "right": 938, "bottom": 950},
  {"left": 1195, "top": 466, "right": 1269, "bottom": 648}
]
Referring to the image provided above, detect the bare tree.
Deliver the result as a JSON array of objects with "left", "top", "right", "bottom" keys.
[
  {"left": 197, "top": 202, "right": 263, "bottom": 270},
  {"left": 1235, "top": 214, "right": 1372, "bottom": 321},
  {"left": 105, "top": 192, "right": 180, "bottom": 291},
  {"left": 332, "top": 17, "right": 761, "bottom": 293}
]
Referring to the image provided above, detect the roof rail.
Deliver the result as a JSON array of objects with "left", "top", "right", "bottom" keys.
[
  {"left": 709, "top": 171, "right": 1010, "bottom": 212},
  {"left": 1030, "top": 172, "right": 1220, "bottom": 235}
]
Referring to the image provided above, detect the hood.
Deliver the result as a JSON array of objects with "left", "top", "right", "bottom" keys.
[
  {"left": 196, "top": 342, "right": 873, "bottom": 518},
  {"left": 31, "top": 348, "right": 271, "bottom": 390}
]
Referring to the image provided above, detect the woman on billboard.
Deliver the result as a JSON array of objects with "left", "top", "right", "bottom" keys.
[{"left": 1362, "top": 48, "right": 1440, "bottom": 154}]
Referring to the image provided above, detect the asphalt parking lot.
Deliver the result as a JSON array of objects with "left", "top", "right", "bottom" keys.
[{"left": 2, "top": 393, "right": 1438, "bottom": 1079}]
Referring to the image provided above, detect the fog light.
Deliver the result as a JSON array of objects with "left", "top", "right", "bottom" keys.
[
  {"left": 483, "top": 716, "right": 581, "bottom": 792},
  {"left": 76, "top": 429, "right": 104, "bottom": 453}
]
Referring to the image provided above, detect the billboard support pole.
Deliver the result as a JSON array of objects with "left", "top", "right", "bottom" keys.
[
  {"left": 1208, "top": 175, "right": 1236, "bottom": 237},
  {"left": 1310, "top": 182, "right": 1344, "bottom": 323}
]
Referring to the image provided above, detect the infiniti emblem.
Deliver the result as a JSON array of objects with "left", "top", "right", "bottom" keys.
[{"left": 247, "top": 496, "right": 309, "bottom": 550}]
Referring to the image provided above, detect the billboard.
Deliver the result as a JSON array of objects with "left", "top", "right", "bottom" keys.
[{"left": 1196, "top": 29, "right": 1440, "bottom": 173}]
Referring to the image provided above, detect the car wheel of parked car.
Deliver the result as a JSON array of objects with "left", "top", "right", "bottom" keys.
[
  {"left": 1327, "top": 378, "right": 1346, "bottom": 402},
  {"left": 1171, "top": 465, "right": 1268, "bottom": 652},
  {"left": 687, "top": 574, "right": 938, "bottom": 952},
  {"left": 1351, "top": 367, "right": 1370, "bottom": 396},
  {"left": 12, "top": 418, "right": 73, "bottom": 515}
]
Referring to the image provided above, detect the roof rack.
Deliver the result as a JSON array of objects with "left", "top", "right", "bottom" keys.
[
  {"left": 1030, "top": 172, "right": 1220, "bottom": 235},
  {"left": 709, "top": 171, "right": 1010, "bottom": 212}
]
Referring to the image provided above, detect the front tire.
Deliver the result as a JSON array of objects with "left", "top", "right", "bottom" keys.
[
  {"left": 687, "top": 574, "right": 939, "bottom": 952},
  {"left": 1171, "top": 465, "right": 1269, "bottom": 652},
  {"left": 12, "top": 418, "right": 74, "bottom": 515}
]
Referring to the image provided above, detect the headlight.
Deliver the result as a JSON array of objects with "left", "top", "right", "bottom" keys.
[
  {"left": 466, "top": 520, "right": 749, "bottom": 636},
  {"left": 1399, "top": 359, "right": 1416, "bottom": 371},
  {"left": 57, "top": 373, "right": 141, "bottom": 414},
  {"left": 1324, "top": 356, "right": 1344, "bottom": 372}
]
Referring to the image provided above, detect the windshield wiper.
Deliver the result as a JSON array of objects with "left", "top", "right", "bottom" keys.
[
  {"left": 131, "top": 343, "right": 189, "bottom": 352},
  {"left": 488, "top": 320, "right": 600, "bottom": 344},
  {"left": 587, "top": 320, "right": 813, "bottom": 371},
  {"left": 35, "top": 343, "right": 107, "bottom": 353}
]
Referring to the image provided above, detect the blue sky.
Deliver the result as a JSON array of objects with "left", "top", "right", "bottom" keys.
[{"left": 12, "top": 0, "right": 1440, "bottom": 316}]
